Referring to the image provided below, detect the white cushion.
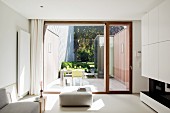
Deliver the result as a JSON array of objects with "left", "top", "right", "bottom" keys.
[{"left": 59, "top": 88, "right": 93, "bottom": 106}]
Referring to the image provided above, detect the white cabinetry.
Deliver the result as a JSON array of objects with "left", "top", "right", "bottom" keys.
[
  {"left": 148, "top": 7, "right": 159, "bottom": 44},
  {"left": 141, "top": 0, "right": 170, "bottom": 83},
  {"left": 148, "top": 44, "right": 159, "bottom": 80},
  {"left": 141, "top": 13, "right": 149, "bottom": 46},
  {"left": 141, "top": 1, "right": 170, "bottom": 111},
  {"left": 159, "top": 0, "right": 170, "bottom": 42},
  {"left": 159, "top": 41, "right": 170, "bottom": 83},
  {"left": 142, "top": 46, "right": 149, "bottom": 77}
]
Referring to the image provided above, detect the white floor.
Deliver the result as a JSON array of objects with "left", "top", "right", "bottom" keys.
[{"left": 43, "top": 94, "right": 156, "bottom": 113}]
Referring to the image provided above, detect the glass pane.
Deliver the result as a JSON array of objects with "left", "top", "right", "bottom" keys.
[
  {"left": 109, "top": 25, "right": 130, "bottom": 91},
  {"left": 44, "top": 25, "right": 105, "bottom": 92}
]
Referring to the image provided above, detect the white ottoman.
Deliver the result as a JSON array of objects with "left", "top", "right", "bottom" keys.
[{"left": 59, "top": 88, "right": 93, "bottom": 107}]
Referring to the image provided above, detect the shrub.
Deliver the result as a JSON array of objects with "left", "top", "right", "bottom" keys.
[{"left": 61, "top": 62, "right": 91, "bottom": 69}]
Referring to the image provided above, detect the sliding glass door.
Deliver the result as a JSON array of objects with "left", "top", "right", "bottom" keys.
[
  {"left": 108, "top": 23, "right": 132, "bottom": 93},
  {"left": 43, "top": 23, "right": 106, "bottom": 93},
  {"left": 43, "top": 22, "right": 132, "bottom": 94}
]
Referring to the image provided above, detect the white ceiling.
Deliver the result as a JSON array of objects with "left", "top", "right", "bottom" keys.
[{"left": 1, "top": 0, "right": 164, "bottom": 20}]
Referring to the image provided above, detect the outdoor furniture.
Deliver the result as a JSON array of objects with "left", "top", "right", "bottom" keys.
[
  {"left": 72, "top": 69, "right": 84, "bottom": 86},
  {"left": 64, "top": 70, "right": 72, "bottom": 86},
  {"left": 60, "top": 69, "right": 72, "bottom": 86},
  {"left": 84, "top": 72, "right": 97, "bottom": 78},
  {"left": 60, "top": 69, "right": 84, "bottom": 86},
  {"left": 59, "top": 87, "right": 93, "bottom": 107}
]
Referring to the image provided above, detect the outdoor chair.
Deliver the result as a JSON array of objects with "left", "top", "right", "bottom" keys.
[
  {"left": 72, "top": 69, "right": 84, "bottom": 86},
  {"left": 64, "top": 69, "right": 72, "bottom": 86}
]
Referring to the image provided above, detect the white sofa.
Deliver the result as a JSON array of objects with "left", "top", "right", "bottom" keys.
[{"left": 0, "top": 88, "right": 39, "bottom": 113}]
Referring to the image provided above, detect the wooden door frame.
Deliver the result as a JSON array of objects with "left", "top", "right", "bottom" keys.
[
  {"left": 43, "top": 21, "right": 132, "bottom": 94},
  {"left": 105, "top": 22, "right": 132, "bottom": 94}
]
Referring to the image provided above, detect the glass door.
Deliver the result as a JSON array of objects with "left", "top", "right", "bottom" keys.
[
  {"left": 43, "top": 21, "right": 132, "bottom": 94},
  {"left": 43, "top": 23, "right": 106, "bottom": 93},
  {"left": 108, "top": 23, "right": 132, "bottom": 93}
]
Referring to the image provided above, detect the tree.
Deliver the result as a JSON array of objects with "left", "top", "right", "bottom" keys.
[{"left": 74, "top": 26, "right": 124, "bottom": 62}]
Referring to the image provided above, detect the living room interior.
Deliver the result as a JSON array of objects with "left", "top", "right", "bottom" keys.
[{"left": 0, "top": 0, "right": 170, "bottom": 113}]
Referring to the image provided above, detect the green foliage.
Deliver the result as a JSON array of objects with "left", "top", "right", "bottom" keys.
[
  {"left": 61, "top": 62, "right": 94, "bottom": 70},
  {"left": 87, "top": 61, "right": 94, "bottom": 66},
  {"left": 61, "top": 62, "right": 73, "bottom": 69},
  {"left": 74, "top": 26, "right": 124, "bottom": 62},
  {"left": 77, "top": 48, "right": 93, "bottom": 62},
  {"left": 74, "top": 26, "right": 104, "bottom": 62}
]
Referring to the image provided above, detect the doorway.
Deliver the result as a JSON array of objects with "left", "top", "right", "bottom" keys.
[
  {"left": 43, "top": 21, "right": 132, "bottom": 94},
  {"left": 107, "top": 22, "right": 132, "bottom": 93}
]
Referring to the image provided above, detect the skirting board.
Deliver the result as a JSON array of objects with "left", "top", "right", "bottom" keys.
[{"left": 140, "top": 92, "right": 170, "bottom": 113}]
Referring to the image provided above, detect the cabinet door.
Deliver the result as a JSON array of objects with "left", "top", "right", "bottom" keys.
[
  {"left": 159, "top": 0, "right": 170, "bottom": 42},
  {"left": 149, "top": 7, "right": 159, "bottom": 44},
  {"left": 142, "top": 13, "right": 149, "bottom": 46},
  {"left": 148, "top": 44, "right": 159, "bottom": 80},
  {"left": 142, "top": 46, "right": 149, "bottom": 77},
  {"left": 159, "top": 41, "right": 170, "bottom": 83}
]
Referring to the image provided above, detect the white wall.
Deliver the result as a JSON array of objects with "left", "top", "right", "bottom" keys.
[
  {"left": 44, "top": 29, "right": 60, "bottom": 87},
  {"left": 44, "top": 26, "right": 74, "bottom": 88},
  {"left": 0, "top": 1, "right": 29, "bottom": 88},
  {"left": 132, "top": 21, "right": 149, "bottom": 93}
]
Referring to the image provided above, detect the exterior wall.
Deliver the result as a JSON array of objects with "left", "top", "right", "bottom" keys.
[
  {"left": 44, "top": 26, "right": 74, "bottom": 87},
  {"left": 65, "top": 27, "right": 74, "bottom": 62},
  {"left": 95, "top": 35, "right": 114, "bottom": 78},
  {"left": 44, "top": 30, "right": 59, "bottom": 87},
  {"left": 95, "top": 36, "right": 104, "bottom": 78},
  {"left": 113, "top": 27, "right": 129, "bottom": 89}
]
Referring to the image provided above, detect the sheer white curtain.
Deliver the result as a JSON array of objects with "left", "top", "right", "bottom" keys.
[{"left": 30, "top": 19, "right": 44, "bottom": 95}]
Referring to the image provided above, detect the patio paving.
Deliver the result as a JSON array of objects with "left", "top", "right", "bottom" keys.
[{"left": 45, "top": 78, "right": 128, "bottom": 92}]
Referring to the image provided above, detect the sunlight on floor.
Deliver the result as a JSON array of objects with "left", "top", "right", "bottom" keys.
[
  {"left": 43, "top": 94, "right": 156, "bottom": 113},
  {"left": 45, "top": 94, "right": 58, "bottom": 111},
  {"left": 88, "top": 98, "right": 105, "bottom": 111}
]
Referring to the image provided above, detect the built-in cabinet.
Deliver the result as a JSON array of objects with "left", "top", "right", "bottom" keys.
[
  {"left": 141, "top": 13, "right": 148, "bottom": 46},
  {"left": 148, "top": 44, "right": 159, "bottom": 80},
  {"left": 159, "top": 41, "right": 170, "bottom": 83},
  {"left": 148, "top": 7, "right": 159, "bottom": 44},
  {"left": 158, "top": 0, "right": 170, "bottom": 42},
  {"left": 141, "top": 1, "right": 170, "bottom": 112},
  {"left": 142, "top": 0, "right": 170, "bottom": 84},
  {"left": 141, "top": 46, "right": 148, "bottom": 78}
]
